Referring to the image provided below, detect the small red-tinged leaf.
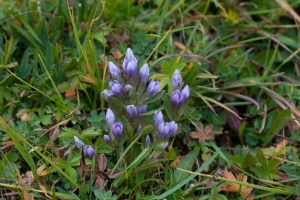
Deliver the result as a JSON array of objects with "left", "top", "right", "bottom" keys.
[
  {"left": 107, "top": 169, "right": 121, "bottom": 179},
  {"left": 111, "top": 49, "right": 123, "bottom": 59},
  {"left": 224, "top": 107, "right": 241, "bottom": 133},
  {"left": 65, "top": 88, "right": 76, "bottom": 99},
  {"left": 97, "top": 154, "right": 107, "bottom": 172},
  {"left": 170, "top": 156, "right": 183, "bottom": 168}
]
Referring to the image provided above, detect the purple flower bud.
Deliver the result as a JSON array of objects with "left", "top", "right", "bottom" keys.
[
  {"left": 109, "top": 62, "right": 121, "bottom": 81},
  {"left": 126, "top": 105, "right": 138, "bottom": 118},
  {"left": 154, "top": 111, "right": 164, "bottom": 129},
  {"left": 125, "top": 84, "right": 134, "bottom": 92},
  {"left": 103, "top": 135, "right": 111, "bottom": 142},
  {"left": 102, "top": 89, "right": 113, "bottom": 101},
  {"left": 122, "top": 48, "right": 138, "bottom": 78},
  {"left": 167, "top": 121, "right": 178, "bottom": 138},
  {"left": 139, "top": 64, "right": 149, "bottom": 84},
  {"left": 74, "top": 136, "right": 84, "bottom": 149},
  {"left": 112, "top": 122, "right": 123, "bottom": 138},
  {"left": 146, "top": 135, "right": 151, "bottom": 147},
  {"left": 171, "top": 89, "right": 184, "bottom": 107},
  {"left": 105, "top": 108, "right": 115, "bottom": 128},
  {"left": 109, "top": 80, "right": 124, "bottom": 96},
  {"left": 182, "top": 85, "right": 190, "bottom": 101},
  {"left": 137, "top": 105, "right": 147, "bottom": 115},
  {"left": 146, "top": 79, "right": 160, "bottom": 96},
  {"left": 84, "top": 145, "right": 95, "bottom": 159},
  {"left": 136, "top": 125, "right": 141, "bottom": 132},
  {"left": 163, "top": 141, "right": 168, "bottom": 149},
  {"left": 158, "top": 122, "right": 170, "bottom": 138},
  {"left": 172, "top": 69, "right": 183, "bottom": 90}
]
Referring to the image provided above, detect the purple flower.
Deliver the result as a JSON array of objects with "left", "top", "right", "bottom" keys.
[
  {"left": 139, "top": 64, "right": 149, "bottom": 84},
  {"left": 84, "top": 145, "right": 95, "bottom": 159},
  {"left": 137, "top": 105, "right": 147, "bottom": 115},
  {"left": 158, "top": 122, "right": 170, "bottom": 138},
  {"left": 74, "top": 136, "right": 84, "bottom": 149},
  {"left": 172, "top": 69, "right": 183, "bottom": 90},
  {"left": 103, "top": 135, "right": 111, "bottom": 142},
  {"left": 126, "top": 105, "right": 138, "bottom": 118},
  {"left": 112, "top": 122, "right": 123, "bottom": 138},
  {"left": 125, "top": 84, "right": 134, "bottom": 92},
  {"left": 163, "top": 141, "right": 168, "bottom": 149},
  {"left": 146, "top": 135, "right": 151, "bottom": 147},
  {"left": 171, "top": 89, "right": 184, "bottom": 107},
  {"left": 154, "top": 111, "right": 164, "bottom": 129},
  {"left": 102, "top": 89, "right": 113, "bottom": 101},
  {"left": 122, "top": 48, "right": 138, "bottom": 78},
  {"left": 167, "top": 121, "right": 178, "bottom": 137},
  {"left": 105, "top": 108, "right": 115, "bottom": 128},
  {"left": 181, "top": 85, "right": 190, "bottom": 101},
  {"left": 109, "top": 62, "right": 121, "bottom": 81},
  {"left": 109, "top": 80, "right": 124, "bottom": 96},
  {"left": 146, "top": 79, "right": 160, "bottom": 96}
]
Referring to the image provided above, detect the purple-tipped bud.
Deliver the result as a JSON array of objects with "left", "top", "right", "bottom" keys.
[
  {"left": 154, "top": 111, "right": 164, "bottom": 129},
  {"left": 103, "top": 135, "right": 111, "bottom": 142},
  {"left": 112, "top": 122, "right": 123, "bottom": 138},
  {"left": 109, "top": 80, "right": 124, "bottom": 96},
  {"left": 84, "top": 145, "right": 95, "bottom": 159},
  {"left": 102, "top": 89, "right": 113, "bottom": 101},
  {"left": 74, "top": 136, "right": 84, "bottom": 149},
  {"left": 105, "top": 108, "right": 115, "bottom": 128},
  {"left": 139, "top": 64, "right": 149, "bottom": 84},
  {"left": 158, "top": 122, "right": 170, "bottom": 138},
  {"left": 167, "top": 121, "right": 178, "bottom": 138},
  {"left": 126, "top": 105, "right": 138, "bottom": 118},
  {"left": 136, "top": 125, "right": 141, "bottom": 132},
  {"left": 146, "top": 79, "right": 160, "bottom": 96},
  {"left": 146, "top": 135, "right": 151, "bottom": 147},
  {"left": 125, "top": 84, "right": 134, "bottom": 92},
  {"left": 109, "top": 62, "right": 121, "bottom": 81},
  {"left": 163, "top": 141, "right": 168, "bottom": 149},
  {"left": 182, "top": 85, "right": 190, "bottom": 101},
  {"left": 122, "top": 48, "right": 138, "bottom": 78},
  {"left": 137, "top": 105, "right": 147, "bottom": 115},
  {"left": 172, "top": 69, "right": 183, "bottom": 90},
  {"left": 171, "top": 89, "right": 184, "bottom": 107}
]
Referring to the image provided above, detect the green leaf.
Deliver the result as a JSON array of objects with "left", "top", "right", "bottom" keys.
[
  {"left": 40, "top": 114, "right": 52, "bottom": 125},
  {"left": 174, "top": 147, "right": 200, "bottom": 184},
  {"left": 241, "top": 152, "right": 256, "bottom": 170},
  {"left": 256, "top": 148, "right": 268, "bottom": 169}
]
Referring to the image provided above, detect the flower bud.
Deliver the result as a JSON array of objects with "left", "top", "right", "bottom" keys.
[
  {"left": 158, "top": 122, "right": 170, "bottom": 139},
  {"left": 139, "top": 63, "right": 149, "bottom": 84},
  {"left": 105, "top": 108, "right": 115, "bottom": 128},
  {"left": 171, "top": 89, "right": 184, "bottom": 107},
  {"left": 181, "top": 85, "right": 190, "bottom": 101},
  {"left": 102, "top": 89, "right": 113, "bottom": 101},
  {"left": 146, "top": 79, "right": 160, "bottom": 96},
  {"left": 167, "top": 121, "right": 178, "bottom": 138},
  {"left": 109, "top": 80, "right": 124, "bottom": 97},
  {"left": 122, "top": 48, "right": 138, "bottom": 78},
  {"left": 74, "top": 136, "right": 84, "bottom": 149},
  {"left": 172, "top": 69, "right": 183, "bottom": 90},
  {"left": 112, "top": 122, "right": 123, "bottom": 138},
  {"left": 84, "top": 145, "right": 95, "bottom": 159},
  {"left": 125, "top": 84, "right": 134, "bottom": 92},
  {"left": 126, "top": 105, "right": 138, "bottom": 118},
  {"left": 109, "top": 62, "right": 121, "bottom": 81},
  {"left": 163, "top": 141, "right": 168, "bottom": 149},
  {"left": 145, "top": 135, "right": 151, "bottom": 147},
  {"left": 137, "top": 105, "right": 147, "bottom": 115},
  {"left": 154, "top": 111, "right": 164, "bottom": 129},
  {"left": 103, "top": 135, "right": 111, "bottom": 142}
]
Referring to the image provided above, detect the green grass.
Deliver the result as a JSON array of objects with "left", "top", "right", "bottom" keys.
[{"left": 0, "top": 0, "right": 300, "bottom": 199}]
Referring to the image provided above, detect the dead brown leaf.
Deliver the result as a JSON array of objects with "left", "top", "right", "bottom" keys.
[{"left": 190, "top": 122, "right": 223, "bottom": 143}]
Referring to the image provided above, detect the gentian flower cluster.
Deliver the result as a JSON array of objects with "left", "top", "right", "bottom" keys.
[{"left": 103, "top": 108, "right": 124, "bottom": 145}]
